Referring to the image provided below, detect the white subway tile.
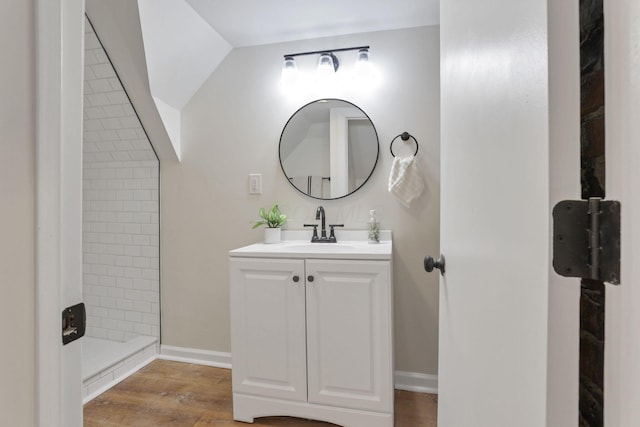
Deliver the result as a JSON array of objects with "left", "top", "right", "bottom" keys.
[
  {"left": 99, "top": 275, "right": 116, "bottom": 287},
  {"left": 133, "top": 301, "right": 152, "bottom": 313},
  {"left": 140, "top": 201, "right": 157, "bottom": 212},
  {"left": 123, "top": 224, "right": 141, "bottom": 234},
  {"left": 108, "top": 309, "right": 126, "bottom": 321},
  {"left": 89, "top": 78, "right": 113, "bottom": 93},
  {"left": 117, "top": 320, "right": 135, "bottom": 332},
  {"left": 101, "top": 118, "right": 123, "bottom": 130},
  {"left": 86, "top": 92, "right": 110, "bottom": 106},
  {"left": 134, "top": 323, "right": 152, "bottom": 335},
  {"left": 103, "top": 104, "right": 125, "bottom": 118},
  {"left": 142, "top": 313, "right": 159, "bottom": 326},
  {"left": 141, "top": 246, "right": 158, "bottom": 258},
  {"left": 112, "top": 151, "right": 133, "bottom": 161},
  {"left": 141, "top": 224, "right": 157, "bottom": 235},
  {"left": 124, "top": 246, "right": 141, "bottom": 257},
  {"left": 116, "top": 299, "right": 134, "bottom": 311},
  {"left": 133, "top": 257, "right": 150, "bottom": 268},
  {"left": 106, "top": 91, "right": 128, "bottom": 104},
  {"left": 119, "top": 116, "right": 140, "bottom": 129},
  {"left": 116, "top": 277, "right": 133, "bottom": 289},
  {"left": 123, "top": 179, "right": 140, "bottom": 190},
  {"left": 106, "top": 244, "right": 124, "bottom": 256},
  {"left": 125, "top": 311, "right": 142, "bottom": 323},
  {"left": 116, "top": 212, "right": 135, "bottom": 223},
  {"left": 116, "top": 129, "right": 138, "bottom": 140},
  {"left": 133, "top": 279, "right": 150, "bottom": 290},
  {"left": 107, "top": 266, "right": 124, "bottom": 277},
  {"left": 116, "top": 256, "right": 133, "bottom": 267},
  {"left": 107, "top": 223, "right": 124, "bottom": 234},
  {"left": 94, "top": 50, "right": 108, "bottom": 64},
  {"left": 99, "top": 130, "right": 119, "bottom": 141},
  {"left": 107, "top": 287, "right": 124, "bottom": 299},
  {"left": 100, "top": 297, "right": 117, "bottom": 309},
  {"left": 92, "top": 63, "right": 115, "bottom": 79},
  {"left": 114, "top": 233, "right": 133, "bottom": 245}
]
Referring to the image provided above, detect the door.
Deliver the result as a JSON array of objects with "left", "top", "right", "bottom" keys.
[
  {"left": 305, "top": 259, "right": 393, "bottom": 413},
  {"left": 36, "top": 0, "right": 85, "bottom": 426},
  {"left": 438, "top": 1, "right": 552, "bottom": 426},
  {"left": 604, "top": 0, "right": 640, "bottom": 425},
  {"left": 230, "top": 257, "right": 307, "bottom": 402}
]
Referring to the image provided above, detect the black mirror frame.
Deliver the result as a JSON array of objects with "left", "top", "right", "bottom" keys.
[{"left": 278, "top": 98, "right": 380, "bottom": 200}]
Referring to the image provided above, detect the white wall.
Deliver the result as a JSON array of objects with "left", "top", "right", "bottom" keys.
[
  {"left": 162, "top": 26, "right": 441, "bottom": 375},
  {"left": 82, "top": 19, "right": 160, "bottom": 343},
  {"left": 0, "top": 0, "right": 35, "bottom": 425}
]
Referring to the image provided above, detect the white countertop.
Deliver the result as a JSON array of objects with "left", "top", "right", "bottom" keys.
[{"left": 229, "top": 230, "right": 392, "bottom": 260}]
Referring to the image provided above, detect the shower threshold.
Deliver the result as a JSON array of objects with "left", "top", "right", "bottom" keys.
[{"left": 82, "top": 335, "right": 158, "bottom": 403}]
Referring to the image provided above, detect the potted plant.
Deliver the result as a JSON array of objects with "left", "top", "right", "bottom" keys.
[{"left": 253, "top": 202, "right": 287, "bottom": 243}]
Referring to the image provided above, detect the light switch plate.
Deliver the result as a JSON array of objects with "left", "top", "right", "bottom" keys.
[{"left": 249, "top": 173, "right": 262, "bottom": 194}]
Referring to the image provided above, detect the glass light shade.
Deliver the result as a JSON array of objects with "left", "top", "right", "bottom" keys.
[
  {"left": 354, "top": 48, "right": 373, "bottom": 78},
  {"left": 317, "top": 53, "right": 337, "bottom": 78},
  {"left": 281, "top": 56, "right": 298, "bottom": 86}
]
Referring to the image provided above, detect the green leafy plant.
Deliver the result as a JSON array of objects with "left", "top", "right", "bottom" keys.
[{"left": 252, "top": 202, "right": 287, "bottom": 229}]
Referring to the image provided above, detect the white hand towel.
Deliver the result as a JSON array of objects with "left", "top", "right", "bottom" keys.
[{"left": 388, "top": 155, "right": 424, "bottom": 207}]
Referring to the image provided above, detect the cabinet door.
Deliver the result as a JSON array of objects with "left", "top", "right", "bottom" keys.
[
  {"left": 230, "top": 257, "right": 307, "bottom": 401},
  {"left": 306, "top": 259, "right": 393, "bottom": 413}
]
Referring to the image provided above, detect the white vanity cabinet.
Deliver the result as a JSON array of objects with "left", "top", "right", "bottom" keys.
[{"left": 229, "top": 240, "right": 393, "bottom": 427}]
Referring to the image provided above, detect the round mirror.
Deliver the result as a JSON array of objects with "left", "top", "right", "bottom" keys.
[{"left": 279, "top": 99, "right": 379, "bottom": 200}]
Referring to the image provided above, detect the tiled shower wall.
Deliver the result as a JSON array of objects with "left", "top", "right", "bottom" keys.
[{"left": 82, "top": 17, "right": 160, "bottom": 342}]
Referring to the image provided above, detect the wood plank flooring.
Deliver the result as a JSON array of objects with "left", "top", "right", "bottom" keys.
[{"left": 84, "top": 360, "right": 437, "bottom": 427}]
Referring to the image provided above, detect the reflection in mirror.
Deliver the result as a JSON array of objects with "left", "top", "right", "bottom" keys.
[{"left": 279, "top": 99, "right": 379, "bottom": 200}]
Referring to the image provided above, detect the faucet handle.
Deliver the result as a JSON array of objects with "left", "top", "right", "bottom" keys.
[
  {"left": 303, "top": 224, "right": 319, "bottom": 240},
  {"left": 328, "top": 224, "right": 344, "bottom": 240}
]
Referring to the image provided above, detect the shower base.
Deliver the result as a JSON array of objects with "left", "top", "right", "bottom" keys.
[{"left": 82, "top": 335, "right": 158, "bottom": 403}]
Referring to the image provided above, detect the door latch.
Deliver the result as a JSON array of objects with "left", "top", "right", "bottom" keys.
[
  {"left": 62, "top": 303, "right": 86, "bottom": 345},
  {"left": 552, "top": 197, "right": 620, "bottom": 284}
]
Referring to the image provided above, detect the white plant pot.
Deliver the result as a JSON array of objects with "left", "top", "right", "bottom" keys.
[{"left": 264, "top": 228, "right": 282, "bottom": 244}]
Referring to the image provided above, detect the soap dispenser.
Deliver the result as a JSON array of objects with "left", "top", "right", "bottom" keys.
[{"left": 368, "top": 210, "right": 380, "bottom": 243}]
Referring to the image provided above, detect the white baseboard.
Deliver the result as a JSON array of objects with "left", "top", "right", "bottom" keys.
[
  {"left": 158, "top": 344, "right": 232, "bottom": 369},
  {"left": 394, "top": 370, "right": 438, "bottom": 394},
  {"left": 158, "top": 345, "right": 437, "bottom": 394}
]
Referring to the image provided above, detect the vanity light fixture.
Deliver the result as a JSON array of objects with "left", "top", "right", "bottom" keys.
[{"left": 281, "top": 45, "right": 370, "bottom": 80}]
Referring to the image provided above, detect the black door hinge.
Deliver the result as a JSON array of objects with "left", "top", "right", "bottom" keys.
[{"left": 553, "top": 197, "right": 620, "bottom": 285}]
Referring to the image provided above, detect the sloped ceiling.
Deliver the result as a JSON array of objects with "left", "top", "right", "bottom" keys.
[{"left": 186, "top": 0, "right": 440, "bottom": 47}]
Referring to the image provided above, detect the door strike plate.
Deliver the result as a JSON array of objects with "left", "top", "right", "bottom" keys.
[
  {"left": 552, "top": 198, "right": 620, "bottom": 285},
  {"left": 62, "top": 302, "right": 86, "bottom": 345}
]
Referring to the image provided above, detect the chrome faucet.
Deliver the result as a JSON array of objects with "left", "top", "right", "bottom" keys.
[{"left": 304, "top": 206, "right": 344, "bottom": 243}]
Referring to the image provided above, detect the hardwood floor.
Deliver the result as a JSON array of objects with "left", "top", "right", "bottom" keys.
[{"left": 84, "top": 360, "right": 437, "bottom": 427}]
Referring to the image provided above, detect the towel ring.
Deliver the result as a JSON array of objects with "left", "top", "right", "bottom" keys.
[{"left": 390, "top": 132, "right": 419, "bottom": 157}]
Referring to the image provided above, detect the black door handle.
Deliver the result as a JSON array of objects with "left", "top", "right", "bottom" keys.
[{"left": 424, "top": 255, "right": 445, "bottom": 276}]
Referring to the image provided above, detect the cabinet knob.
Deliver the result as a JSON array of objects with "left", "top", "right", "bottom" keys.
[
  {"left": 293, "top": 275, "right": 300, "bottom": 283},
  {"left": 307, "top": 275, "right": 314, "bottom": 282}
]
